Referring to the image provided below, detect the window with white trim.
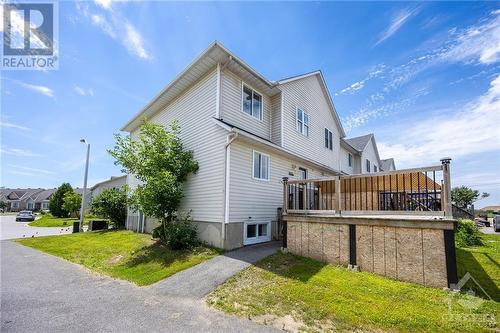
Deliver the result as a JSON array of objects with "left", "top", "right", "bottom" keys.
[
  {"left": 374, "top": 165, "right": 378, "bottom": 172},
  {"left": 366, "top": 159, "right": 371, "bottom": 173},
  {"left": 296, "top": 108, "right": 309, "bottom": 136},
  {"left": 252, "top": 151, "right": 270, "bottom": 180},
  {"left": 324, "top": 128, "right": 333, "bottom": 150},
  {"left": 348, "top": 153, "right": 353, "bottom": 167},
  {"left": 242, "top": 85, "right": 262, "bottom": 120}
]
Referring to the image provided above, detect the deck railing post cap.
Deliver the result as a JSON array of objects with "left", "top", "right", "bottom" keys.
[
  {"left": 440, "top": 157, "right": 452, "bottom": 164},
  {"left": 282, "top": 177, "right": 289, "bottom": 182}
]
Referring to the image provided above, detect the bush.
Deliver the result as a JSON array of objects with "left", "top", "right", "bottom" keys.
[
  {"left": 90, "top": 188, "right": 127, "bottom": 229},
  {"left": 455, "top": 219, "right": 483, "bottom": 247},
  {"left": 49, "top": 183, "right": 73, "bottom": 217},
  {"left": 152, "top": 213, "right": 198, "bottom": 250}
]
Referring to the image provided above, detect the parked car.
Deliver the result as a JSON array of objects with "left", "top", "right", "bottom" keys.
[
  {"left": 15, "top": 210, "right": 35, "bottom": 222},
  {"left": 474, "top": 217, "right": 489, "bottom": 228},
  {"left": 493, "top": 215, "right": 500, "bottom": 232}
]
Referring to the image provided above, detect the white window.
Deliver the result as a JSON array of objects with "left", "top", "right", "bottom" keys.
[
  {"left": 298, "top": 167, "right": 307, "bottom": 180},
  {"left": 42, "top": 203, "right": 49, "bottom": 209},
  {"left": 12, "top": 202, "right": 19, "bottom": 208},
  {"left": 324, "top": 128, "right": 333, "bottom": 150},
  {"left": 252, "top": 151, "right": 270, "bottom": 180},
  {"left": 374, "top": 165, "right": 378, "bottom": 172},
  {"left": 296, "top": 108, "right": 309, "bottom": 136},
  {"left": 366, "top": 159, "right": 371, "bottom": 173},
  {"left": 27, "top": 202, "right": 34, "bottom": 209},
  {"left": 242, "top": 84, "right": 263, "bottom": 120},
  {"left": 244, "top": 221, "right": 270, "bottom": 245},
  {"left": 348, "top": 153, "right": 352, "bottom": 167}
]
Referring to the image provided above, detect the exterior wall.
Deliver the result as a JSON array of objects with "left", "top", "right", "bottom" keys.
[
  {"left": 91, "top": 177, "right": 126, "bottom": 198},
  {"left": 285, "top": 215, "right": 452, "bottom": 288},
  {"left": 361, "top": 138, "right": 381, "bottom": 173},
  {"left": 220, "top": 69, "right": 273, "bottom": 140},
  {"left": 279, "top": 75, "right": 341, "bottom": 170},
  {"left": 126, "top": 67, "right": 227, "bottom": 231},
  {"left": 340, "top": 146, "right": 362, "bottom": 174},
  {"left": 270, "top": 93, "right": 282, "bottom": 146}
]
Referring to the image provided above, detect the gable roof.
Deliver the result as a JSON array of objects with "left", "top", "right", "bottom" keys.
[
  {"left": 276, "top": 70, "right": 346, "bottom": 138},
  {"left": 121, "top": 41, "right": 281, "bottom": 132},
  {"left": 380, "top": 158, "right": 396, "bottom": 171},
  {"left": 344, "top": 133, "right": 374, "bottom": 151},
  {"left": 90, "top": 175, "right": 126, "bottom": 191},
  {"left": 121, "top": 41, "right": 345, "bottom": 138},
  {"left": 33, "top": 189, "right": 57, "bottom": 202}
]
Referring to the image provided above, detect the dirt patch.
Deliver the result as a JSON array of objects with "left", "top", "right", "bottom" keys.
[{"left": 107, "top": 255, "right": 124, "bottom": 265}]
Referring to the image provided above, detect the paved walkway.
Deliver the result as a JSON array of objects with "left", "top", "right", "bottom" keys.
[
  {"left": 0, "top": 215, "right": 72, "bottom": 240},
  {"left": 1, "top": 240, "right": 280, "bottom": 332}
]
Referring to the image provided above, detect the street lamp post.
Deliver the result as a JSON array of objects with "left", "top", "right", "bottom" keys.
[{"left": 79, "top": 139, "right": 90, "bottom": 231}]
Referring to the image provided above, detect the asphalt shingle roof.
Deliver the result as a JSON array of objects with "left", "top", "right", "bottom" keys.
[{"left": 344, "top": 133, "right": 374, "bottom": 152}]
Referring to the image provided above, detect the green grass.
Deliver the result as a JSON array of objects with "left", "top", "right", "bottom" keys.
[
  {"left": 17, "top": 230, "right": 221, "bottom": 285},
  {"left": 28, "top": 214, "right": 90, "bottom": 227},
  {"left": 457, "top": 233, "right": 500, "bottom": 301},
  {"left": 207, "top": 252, "right": 499, "bottom": 332}
]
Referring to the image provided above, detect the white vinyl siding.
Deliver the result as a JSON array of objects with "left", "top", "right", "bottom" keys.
[
  {"left": 280, "top": 74, "right": 340, "bottom": 170},
  {"left": 127, "top": 68, "right": 226, "bottom": 223},
  {"left": 252, "top": 151, "right": 270, "bottom": 181},
  {"left": 220, "top": 69, "right": 272, "bottom": 140},
  {"left": 228, "top": 141, "right": 335, "bottom": 222},
  {"left": 360, "top": 137, "right": 381, "bottom": 174},
  {"left": 270, "top": 93, "right": 282, "bottom": 146}
]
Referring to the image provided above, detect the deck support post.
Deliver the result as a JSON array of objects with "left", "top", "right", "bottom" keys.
[
  {"left": 440, "top": 157, "right": 452, "bottom": 218},
  {"left": 335, "top": 177, "right": 341, "bottom": 215}
]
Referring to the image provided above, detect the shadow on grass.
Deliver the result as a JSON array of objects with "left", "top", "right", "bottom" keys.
[
  {"left": 456, "top": 248, "right": 500, "bottom": 301},
  {"left": 122, "top": 241, "right": 193, "bottom": 268}
]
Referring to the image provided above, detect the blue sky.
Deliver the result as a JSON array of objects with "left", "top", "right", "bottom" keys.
[{"left": 1, "top": 1, "right": 499, "bottom": 208}]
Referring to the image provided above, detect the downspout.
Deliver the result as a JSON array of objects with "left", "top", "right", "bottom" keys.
[{"left": 223, "top": 131, "right": 238, "bottom": 248}]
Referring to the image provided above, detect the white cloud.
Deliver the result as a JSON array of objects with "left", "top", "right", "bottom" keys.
[
  {"left": 0, "top": 119, "right": 30, "bottom": 131},
  {"left": 73, "top": 85, "right": 94, "bottom": 97},
  {"left": 10, "top": 80, "right": 55, "bottom": 99},
  {"left": 375, "top": 8, "right": 419, "bottom": 46},
  {"left": 336, "top": 65, "right": 385, "bottom": 95},
  {"left": 8, "top": 164, "right": 55, "bottom": 175},
  {"left": 1, "top": 147, "right": 41, "bottom": 157},
  {"left": 77, "top": 2, "right": 152, "bottom": 60},
  {"left": 439, "top": 10, "right": 500, "bottom": 65},
  {"left": 378, "top": 74, "right": 500, "bottom": 168}
]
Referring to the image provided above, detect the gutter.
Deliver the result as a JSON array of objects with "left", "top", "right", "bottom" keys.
[{"left": 222, "top": 131, "right": 238, "bottom": 248}]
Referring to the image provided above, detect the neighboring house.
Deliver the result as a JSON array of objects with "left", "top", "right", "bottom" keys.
[
  {"left": 90, "top": 175, "right": 126, "bottom": 198},
  {"left": 121, "top": 42, "right": 395, "bottom": 249},
  {"left": 340, "top": 134, "right": 392, "bottom": 174},
  {"left": 32, "top": 189, "right": 57, "bottom": 211},
  {"left": 380, "top": 158, "right": 396, "bottom": 172},
  {"left": 0, "top": 188, "right": 45, "bottom": 212}
]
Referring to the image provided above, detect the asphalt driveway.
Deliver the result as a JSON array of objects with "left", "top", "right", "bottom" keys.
[
  {"left": 1, "top": 240, "right": 280, "bottom": 333},
  {"left": 0, "top": 215, "right": 71, "bottom": 240}
]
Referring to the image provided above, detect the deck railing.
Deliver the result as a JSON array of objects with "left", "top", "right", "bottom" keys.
[{"left": 283, "top": 158, "right": 453, "bottom": 218}]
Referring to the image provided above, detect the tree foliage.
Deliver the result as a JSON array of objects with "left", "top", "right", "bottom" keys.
[
  {"left": 108, "top": 120, "right": 199, "bottom": 245},
  {"left": 451, "top": 186, "right": 490, "bottom": 209},
  {"left": 49, "top": 183, "right": 73, "bottom": 217},
  {"left": 62, "top": 191, "right": 82, "bottom": 218},
  {"left": 90, "top": 187, "right": 127, "bottom": 229}
]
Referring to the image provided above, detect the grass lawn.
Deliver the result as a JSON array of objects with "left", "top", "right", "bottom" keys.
[
  {"left": 207, "top": 251, "right": 499, "bottom": 332},
  {"left": 457, "top": 233, "right": 500, "bottom": 302},
  {"left": 28, "top": 214, "right": 90, "bottom": 227},
  {"left": 17, "top": 230, "right": 221, "bottom": 285}
]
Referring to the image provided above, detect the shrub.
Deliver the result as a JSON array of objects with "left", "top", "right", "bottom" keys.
[
  {"left": 62, "top": 191, "right": 82, "bottom": 218},
  {"left": 89, "top": 188, "right": 127, "bottom": 229},
  {"left": 455, "top": 219, "right": 483, "bottom": 247},
  {"left": 152, "top": 213, "right": 198, "bottom": 250},
  {"left": 49, "top": 183, "right": 73, "bottom": 217}
]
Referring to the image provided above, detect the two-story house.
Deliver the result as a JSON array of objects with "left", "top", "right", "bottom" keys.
[{"left": 121, "top": 42, "right": 395, "bottom": 249}]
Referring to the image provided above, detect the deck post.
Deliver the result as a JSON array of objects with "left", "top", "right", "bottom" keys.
[
  {"left": 335, "top": 177, "right": 341, "bottom": 214},
  {"left": 440, "top": 158, "right": 452, "bottom": 218},
  {"left": 282, "top": 177, "right": 289, "bottom": 249}
]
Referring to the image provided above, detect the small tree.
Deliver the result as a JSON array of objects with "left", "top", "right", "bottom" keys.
[
  {"left": 63, "top": 191, "right": 82, "bottom": 218},
  {"left": 108, "top": 120, "right": 199, "bottom": 245},
  {"left": 49, "top": 183, "right": 73, "bottom": 217},
  {"left": 0, "top": 201, "right": 7, "bottom": 211},
  {"left": 451, "top": 186, "right": 490, "bottom": 209},
  {"left": 90, "top": 187, "right": 127, "bottom": 228}
]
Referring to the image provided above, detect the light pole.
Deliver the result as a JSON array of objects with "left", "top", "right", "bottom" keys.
[{"left": 79, "top": 139, "right": 90, "bottom": 231}]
